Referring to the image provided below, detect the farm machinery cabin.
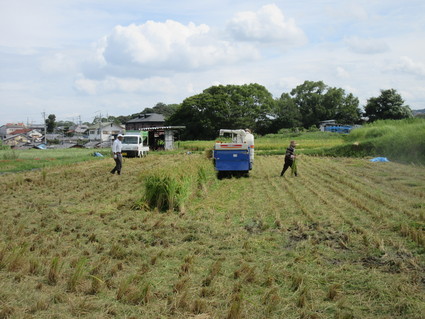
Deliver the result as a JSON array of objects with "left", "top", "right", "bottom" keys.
[{"left": 213, "top": 129, "right": 254, "bottom": 178}]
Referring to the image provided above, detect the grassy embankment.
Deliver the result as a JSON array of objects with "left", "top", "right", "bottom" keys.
[
  {"left": 308, "top": 118, "right": 425, "bottom": 164},
  {"left": 0, "top": 153, "right": 424, "bottom": 318}
]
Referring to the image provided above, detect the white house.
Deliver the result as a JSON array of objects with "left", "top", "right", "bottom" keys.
[{"left": 88, "top": 122, "right": 124, "bottom": 142}]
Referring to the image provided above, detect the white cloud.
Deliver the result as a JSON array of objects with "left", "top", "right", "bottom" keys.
[
  {"left": 336, "top": 67, "right": 350, "bottom": 79},
  {"left": 74, "top": 75, "right": 175, "bottom": 95},
  {"left": 326, "top": 2, "right": 369, "bottom": 22},
  {"left": 390, "top": 56, "right": 425, "bottom": 77},
  {"left": 344, "top": 36, "right": 390, "bottom": 54},
  {"left": 39, "top": 53, "right": 77, "bottom": 74},
  {"left": 226, "top": 4, "right": 306, "bottom": 46},
  {"left": 74, "top": 76, "right": 98, "bottom": 95},
  {"left": 2, "top": 1, "right": 425, "bottom": 124},
  {"left": 94, "top": 19, "right": 259, "bottom": 77}
]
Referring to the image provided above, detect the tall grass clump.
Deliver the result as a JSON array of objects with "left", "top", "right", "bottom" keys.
[
  {"left": 138, "top": 154, "right": 215, "bottom": 212},
  {"left": 312, "top": 118, "right": 425, "bottom": 164},
  {"left": 143, "top": 173, "right": 192, "bottom": 212},
  {"left": 67, "top": 258, "right": 87, "bottom": 292}
]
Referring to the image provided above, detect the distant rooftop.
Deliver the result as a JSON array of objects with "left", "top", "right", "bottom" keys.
[{"left": 126, "top": 113, "right": 165, "bottom": 124}]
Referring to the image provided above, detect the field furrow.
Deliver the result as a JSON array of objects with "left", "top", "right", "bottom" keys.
[{"left": 304, "top": 157, "right": 425, "bottom": 250}]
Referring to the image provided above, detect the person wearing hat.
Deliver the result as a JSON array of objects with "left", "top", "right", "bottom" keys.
[
  {"left": 280, "top": 140, "right": 297, "bottom": 177},
  {"left": 111, "top": 134, "right": 124, "bottom": 175}
]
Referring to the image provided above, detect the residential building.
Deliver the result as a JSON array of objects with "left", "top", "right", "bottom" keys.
[
  {"left": 3, "top": 134, "right": 30, "bottom": 146},
  {"left": 68, "top": 124, "right": 89, "bottom": 136},
  {"left": 0, "top": 123, "right": 26, "bottom": 140},
  {"left": 88, "top": 122, "right": 124, "bottom": 142}
]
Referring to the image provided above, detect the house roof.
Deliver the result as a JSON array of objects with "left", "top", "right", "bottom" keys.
[
  {"left": 126, "top": 113, "right": 165, "bottom": 124},
  {"left": 10, "top": 128, "right": 31, "bottom": 135},
  {"left": 87, "top": 122, "right": 124, "bottom": 130},
  {"left": 4, "top": 133, "right": 29, "bottom": 141},
  {"left": 4, "top": 123, "right": 25, "bottom": 128}
]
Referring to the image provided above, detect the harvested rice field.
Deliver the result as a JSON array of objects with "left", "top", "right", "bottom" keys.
[{"left": 0, "top": 153, "right": 424, "bottom": 319}]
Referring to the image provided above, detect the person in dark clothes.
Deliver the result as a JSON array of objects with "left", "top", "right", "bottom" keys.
[{"left": 280, "top": 140, "right": 297, "bottom": 177}]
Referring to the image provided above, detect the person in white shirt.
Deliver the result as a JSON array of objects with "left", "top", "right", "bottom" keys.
[
  {"left": 245, "top": 128, "right": 254, "bottom": 165},
  {"left": 110, "top": 134, "right": 123, "bottom": 175}
]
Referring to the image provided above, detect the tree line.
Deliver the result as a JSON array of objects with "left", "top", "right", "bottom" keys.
[
  {"left": 166, "top": 81, "right": 413, "bottom": 140},
  {"left": 45, "top": 80, "right": 413, "bottom": 139}
]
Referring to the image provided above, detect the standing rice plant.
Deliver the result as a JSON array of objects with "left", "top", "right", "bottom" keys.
[
  {"left": 116, "top": 275, "right": 151, "bottom": 305},
  {"left": 197, "top": 166, "right": 208, "bottom": 190},
  {"left": 87, "top": 275, "right": 103, "bottom": 295},
  {"left": 28, "top": 258, "right": 41, "bottom": 275},
  {"left": 0, "top": 245, "right": 7, "bottom": 270},
  {"left": 41, "top": 169, "right": 47, "bottom": 182},
  {"left": 67, "top": 258, "right": 87, "bottom": 292},
  {"left": 6, "top": 244, "right": 28, "bottom": 272},
  {"left": 47, "top": 257, "right": 62, "bottom": 285},
  {"left": 143, "top": 173, "right": 192, "bottom": 212},
  {"left": 138, "top": 154, "right": 215, "bottom": 212},
  {"left": 226, "top": 293, "right": 243, "bottom": 319}
]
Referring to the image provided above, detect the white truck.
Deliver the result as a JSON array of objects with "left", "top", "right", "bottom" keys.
[{"left": 121, "top": 131, "right": 149, "bottom": 158}]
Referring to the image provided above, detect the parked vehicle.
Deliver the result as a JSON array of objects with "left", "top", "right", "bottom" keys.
[
  {"left": 213, "top": 129, "right": 254, "bottom": 177},
  {"left": 324, "top": 125, "right": 353, "bottom": 133},
  {"left": 121, "top": 131, "right": 149, "bottom": 157}
]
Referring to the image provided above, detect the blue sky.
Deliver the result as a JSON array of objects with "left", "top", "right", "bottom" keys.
[{"left": 1, "top": 0, "right": 424, "bottom": 124}]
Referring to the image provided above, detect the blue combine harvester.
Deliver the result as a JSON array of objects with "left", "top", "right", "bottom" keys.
[{"left": 213, "top": 129, "right": 254, "bottom": 178}]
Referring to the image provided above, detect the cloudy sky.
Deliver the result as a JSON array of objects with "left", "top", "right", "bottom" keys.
[{"left": 1, "top": 0, "right": 424, "bottom": 124}]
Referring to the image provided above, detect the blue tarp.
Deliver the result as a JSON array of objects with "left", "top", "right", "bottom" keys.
[
  {"left": 35, "top": 144, "right": 47, "bottom": 150},
  {"left": 370, "top": 157, "right": 390, "bottom": 162}
]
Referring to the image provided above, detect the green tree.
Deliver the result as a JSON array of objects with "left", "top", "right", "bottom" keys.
[
  {"left": 45, "top": 114, "right": 57, "bottom": 133},
  {"left": 364, "top": 89, "right": 413, "bottom": 122},
  {"left": 289, "top": 81, "right": 361, "bottom": 128},
  {"left": 56, "top": 120, "right": 75, "bottom": 127},
  {"left": 167, "top": 84, "right": 275, "bottom": 139},
  {"left": 269, "top": 93, "right": 302, "bottom": 132},
  {"left": 323, "top": 88, "right": 361, "bottom": 124},
  {"left": 143, "top": 102, "right": 179, "bottom": 119},
  {"left": 290, "top": 81, "right": 327, "bottom": 128}
]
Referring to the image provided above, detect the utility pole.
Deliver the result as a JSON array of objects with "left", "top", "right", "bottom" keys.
[
  {"left": 99, "top": 112, "right": 102, "bottom": 142},
  {"left": 94, "top": 110, "right": 102, "bottom": 142},
  {"left": 42, "top": 112, "right": 47, "bottom": 144}
]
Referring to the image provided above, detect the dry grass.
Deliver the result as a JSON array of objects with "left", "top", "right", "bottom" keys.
[{"left": 0, "top": 153, "right": 424, "bottom": 318}]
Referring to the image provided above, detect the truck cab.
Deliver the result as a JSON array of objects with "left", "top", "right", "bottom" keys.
[{"left": 121, "top": 131, "right": 149, "bottom": 158}]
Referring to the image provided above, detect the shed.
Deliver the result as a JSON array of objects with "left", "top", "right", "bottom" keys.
[
  {"left": 125, "top": 113, "right": 165, "bottom": 130},
  {"left": 138, "top": 126, "right": 185, "bottom": 151}
]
